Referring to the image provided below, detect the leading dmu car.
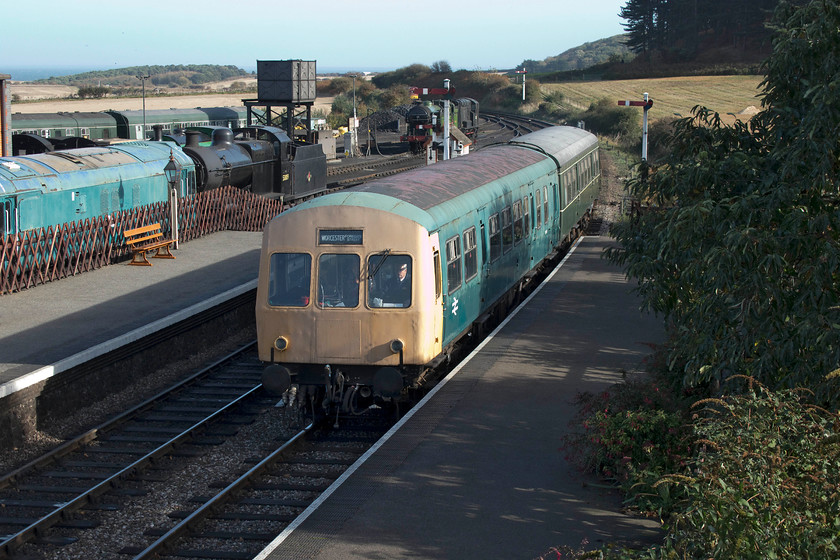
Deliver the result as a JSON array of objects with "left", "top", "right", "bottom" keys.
[{"left": 256, "top": 126, "right": 600, "bottom": 415}]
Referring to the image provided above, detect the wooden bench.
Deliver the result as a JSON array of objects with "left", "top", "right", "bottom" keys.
[{"left": 124, "top": 223, "right": 176, "bottom": 266}]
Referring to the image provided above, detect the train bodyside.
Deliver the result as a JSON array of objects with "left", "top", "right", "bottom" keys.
[
  {"left": 256, "top": 126, "right": 599, "bottom": 409},
  {"left": 11, "top": 111, "right": 120, "bottom": 144},
  {"left": 0, "top": 141, "right": 196, "bottom": 235}
]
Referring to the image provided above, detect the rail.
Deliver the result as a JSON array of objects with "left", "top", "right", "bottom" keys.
[{"left": 0, "top": 343, "right": 264, "bottom": 559}]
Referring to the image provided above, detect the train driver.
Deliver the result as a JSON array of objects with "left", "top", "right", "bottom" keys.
[{"left": 370, "top": 257, "right": 412, "bottom": 308}]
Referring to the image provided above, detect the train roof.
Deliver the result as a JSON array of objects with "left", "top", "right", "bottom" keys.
[
  {"left": 290, "top": 126, "right": 597, "bottom": 231},
  {"left": 0, "top": 141, "right": 193, "bottom": 194},
  {"left": 11, "top": 112, "right": 117, "bottom": 128}
]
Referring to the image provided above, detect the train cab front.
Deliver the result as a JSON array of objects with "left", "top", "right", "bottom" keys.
[{"left": 255, "top": 204, "right": 444, "bottom": 418}]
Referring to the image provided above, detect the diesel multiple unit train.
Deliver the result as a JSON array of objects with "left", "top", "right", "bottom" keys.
[
  {"left": 401, "top": 98, "right": 479, "bottom": 153},
  {"left": 0, "top": 125, "right": 326, "bottom": 236},
  {"left": 256, "top": 126, "right": 600, "bottom": 416}
]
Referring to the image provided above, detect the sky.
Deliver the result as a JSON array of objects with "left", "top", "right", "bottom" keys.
[{"left": 2, "top": 0, "right": 628, "bottom": 78}]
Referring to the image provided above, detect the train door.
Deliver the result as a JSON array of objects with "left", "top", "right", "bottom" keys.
[
  {"left": 134, "top": 125, "right": 143, "bottom": 140},
  {"left": 429, "top": 232, "right": 443, "bottom": 356}
]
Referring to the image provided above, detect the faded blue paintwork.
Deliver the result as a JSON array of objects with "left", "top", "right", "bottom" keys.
[{"left": 0, "top": 141, "right": 196, "bottom": 233}]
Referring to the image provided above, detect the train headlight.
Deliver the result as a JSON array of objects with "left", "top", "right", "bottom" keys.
[
  {"left": 274, "top": 336, "right": 289, "bottom": 352},
  {"left": 390, "top": 339, "right": 404, "bottom": 354}
]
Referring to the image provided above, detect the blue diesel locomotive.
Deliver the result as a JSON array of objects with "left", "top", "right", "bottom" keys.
[{"left": 256, "top": 126, "right": 599, "bottom": 414}]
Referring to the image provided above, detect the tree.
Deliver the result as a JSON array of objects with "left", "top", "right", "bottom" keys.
[
  {"left": 607, "top": 0, "right": 840, "bottom": 404},
  {"left": 430, "top": 60, "right": 452, "bottom": 73}
]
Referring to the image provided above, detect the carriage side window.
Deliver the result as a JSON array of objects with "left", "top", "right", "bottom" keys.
[
  {"left": 446, "top": 235, "right": 462, "bottom": 294},
  {"left": 501, "top": 206, "right": 513, "bottom": 253},
  {"left": 463, "top": 227, "right": 477, "bottom": 282},
  {"left": 543, "top": 186, "right": 549, "bottom": 224},
  {"left": 489, "top": 213, "right": 501, "bottom": 261},
  {"left": 480, "top": 223, "right": 487, "bottom": 266},
  {"left": 523, "top": 197, "right": 530, "bottom": 234},
  {"left": 513, "top": 201, "right": 523, "bottom": 244},
  {"left": 268, "top": 252, "right": 312, "bottom": 307},
  {"left": 318, "top": 253, "right": 360, "bottom": 308},
  {"left": 368, "top": 254, "right": 412, "bottom": 308},
  {"left": 535, "top": 189, "right": 542, "bottom": 228}
]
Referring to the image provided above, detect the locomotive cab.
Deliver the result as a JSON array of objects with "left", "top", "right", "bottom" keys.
[{"left": 256, "top": 197, "right": 444, "bottom": 414}]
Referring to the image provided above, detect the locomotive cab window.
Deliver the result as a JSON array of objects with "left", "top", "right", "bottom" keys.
[
  {"left": 368, "top": 253, "right": 412, "bottom": 308},
  {"left": 318, "top": 254, "right": 360, "bottom": 308},
  {"left": 268, "top": 253, "right": 311, "bottom": 307}
]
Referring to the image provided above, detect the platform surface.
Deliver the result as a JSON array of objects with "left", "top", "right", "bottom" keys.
[
  {"left": 0, "top": 231, "right": 262, "bottom": 398},
  {"left": 259, "top": 236, "right": 665, "bottom": 560}
]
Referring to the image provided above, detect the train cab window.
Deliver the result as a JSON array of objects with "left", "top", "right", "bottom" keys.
[
  {"left": 489, "top": 213, "right": 501, "bottom": 262},
  {"left": 535, "top": 189, "right": 542, "bottom": 227},
  {"left": 368, "top": 254, "right": 412, "bottom": 308},
  {"left": 318, "top": 254, "right": 360, "bottom": 308},
  {"left": 523, "top": 197, "right": 530, "bottom": 233},
  {"left": 543, "top": 187, "right": 549, "bottom": 224},
  {"left": 268, "top": 253, "right": 312, "bottom": 307},
  {"left": 463, "top": 227, "right": 477, "bottom": 282},
  {"left": 446, "top": 235, "right": 462, "bottom": 294},
  {"left": 513, "top": 201, "right": 523, "bottom": 244},
  {"left": 502, "top": 206, "right": 513, "bottom": 253}
]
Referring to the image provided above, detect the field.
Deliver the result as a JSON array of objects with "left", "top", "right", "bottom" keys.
[
  {"left": 544, "top": 75, "right": 765, "bottom": 126},
  {"left": 8, "top": 78, "right": 333, "bottom": 116}
]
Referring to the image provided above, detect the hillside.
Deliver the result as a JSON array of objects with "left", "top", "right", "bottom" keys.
[
  {"left": 520, "top": 35, "right": 633, "bottom": 74},
  {"left": 34, "top": 64, "right": 253, "bottom": 88}
]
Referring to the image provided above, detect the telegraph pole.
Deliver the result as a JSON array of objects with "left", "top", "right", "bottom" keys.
[{"left": 136, "top": 73, "right": 150, "bottom": 139}]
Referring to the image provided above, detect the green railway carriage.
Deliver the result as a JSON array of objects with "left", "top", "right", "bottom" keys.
[
  {"left": 11, "top": 111, "right": 121, "bottom": 141},
  {"left": 256, "top": 126, "right": 599, "bottom": 413}
]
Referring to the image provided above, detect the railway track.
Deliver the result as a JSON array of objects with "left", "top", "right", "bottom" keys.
[
  {"left": 0, "top": 340, "right": 392, "bottom": 559},
  {"left": 0, "top": 344, "right": 271, "bottom": 558},
  {"left": 126, "top": 421, "right": 388, "bottom": 559}
]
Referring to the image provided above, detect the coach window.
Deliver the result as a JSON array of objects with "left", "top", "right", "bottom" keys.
[
  {"left": 480, "top": 222, "right": 487, "bottom": 266},
  {"left": 502, "top": 206, "right": 513, "bottom": 253},
  {"left": 543, "top": 186, "right": 549, "bottom": 224},
  {"left": 463, "top": 227, "right": 477, "bottom": 281},
  {"left": 489, "top": 213, "right": 501, "bottom": 261},
  {"left": 513, "top": 201, "right": 523, "bottom": 244},
  {"left": 523, "top": 197, "right": 530, "bottom": 233},
  {"left": 368, "top": 253, "right": 412, "bottom": 308},
  {"left": 535, "top": 190, "right": 542, "bottom": 227},
  {"left": 446, "top": 236, "right": 462, "bottom": 294},
  {"left": 318, "top": 254, "right": 360, "bottom": 308},
  {"left": 268, "top": 253, "right": 312, "bottom": 307}
]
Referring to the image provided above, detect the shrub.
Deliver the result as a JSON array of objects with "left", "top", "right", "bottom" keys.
[{"left": 658, "top": 380, "right": 840, "bottom": 559}]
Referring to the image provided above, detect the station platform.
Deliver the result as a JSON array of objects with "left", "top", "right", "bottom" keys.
[
  {"left": 0, "top": 230, "right": 263, "bottom": 400},
  {"left": 257, "top": 236, "right": 664, "bottom": 560}
]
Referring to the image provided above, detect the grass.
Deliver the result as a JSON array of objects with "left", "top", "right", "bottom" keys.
[{"left": 543, "top": 75, "right": 765, "bottom": 126}]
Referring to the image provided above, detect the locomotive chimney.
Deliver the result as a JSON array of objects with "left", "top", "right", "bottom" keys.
[
  {"left": 152, "top": 125, "right": 163, "bottom": 141},
  {"left": 186, "top": 130, "right": 201, "bottom": 147}
]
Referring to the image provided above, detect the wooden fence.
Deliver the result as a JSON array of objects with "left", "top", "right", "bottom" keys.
[{"left": 1, "top": 186, "right": 284, "bottom": 295}]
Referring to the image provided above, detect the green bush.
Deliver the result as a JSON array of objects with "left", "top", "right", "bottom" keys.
[{"left": 657, "top": 380, "right": 840, "bottom": 559}]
